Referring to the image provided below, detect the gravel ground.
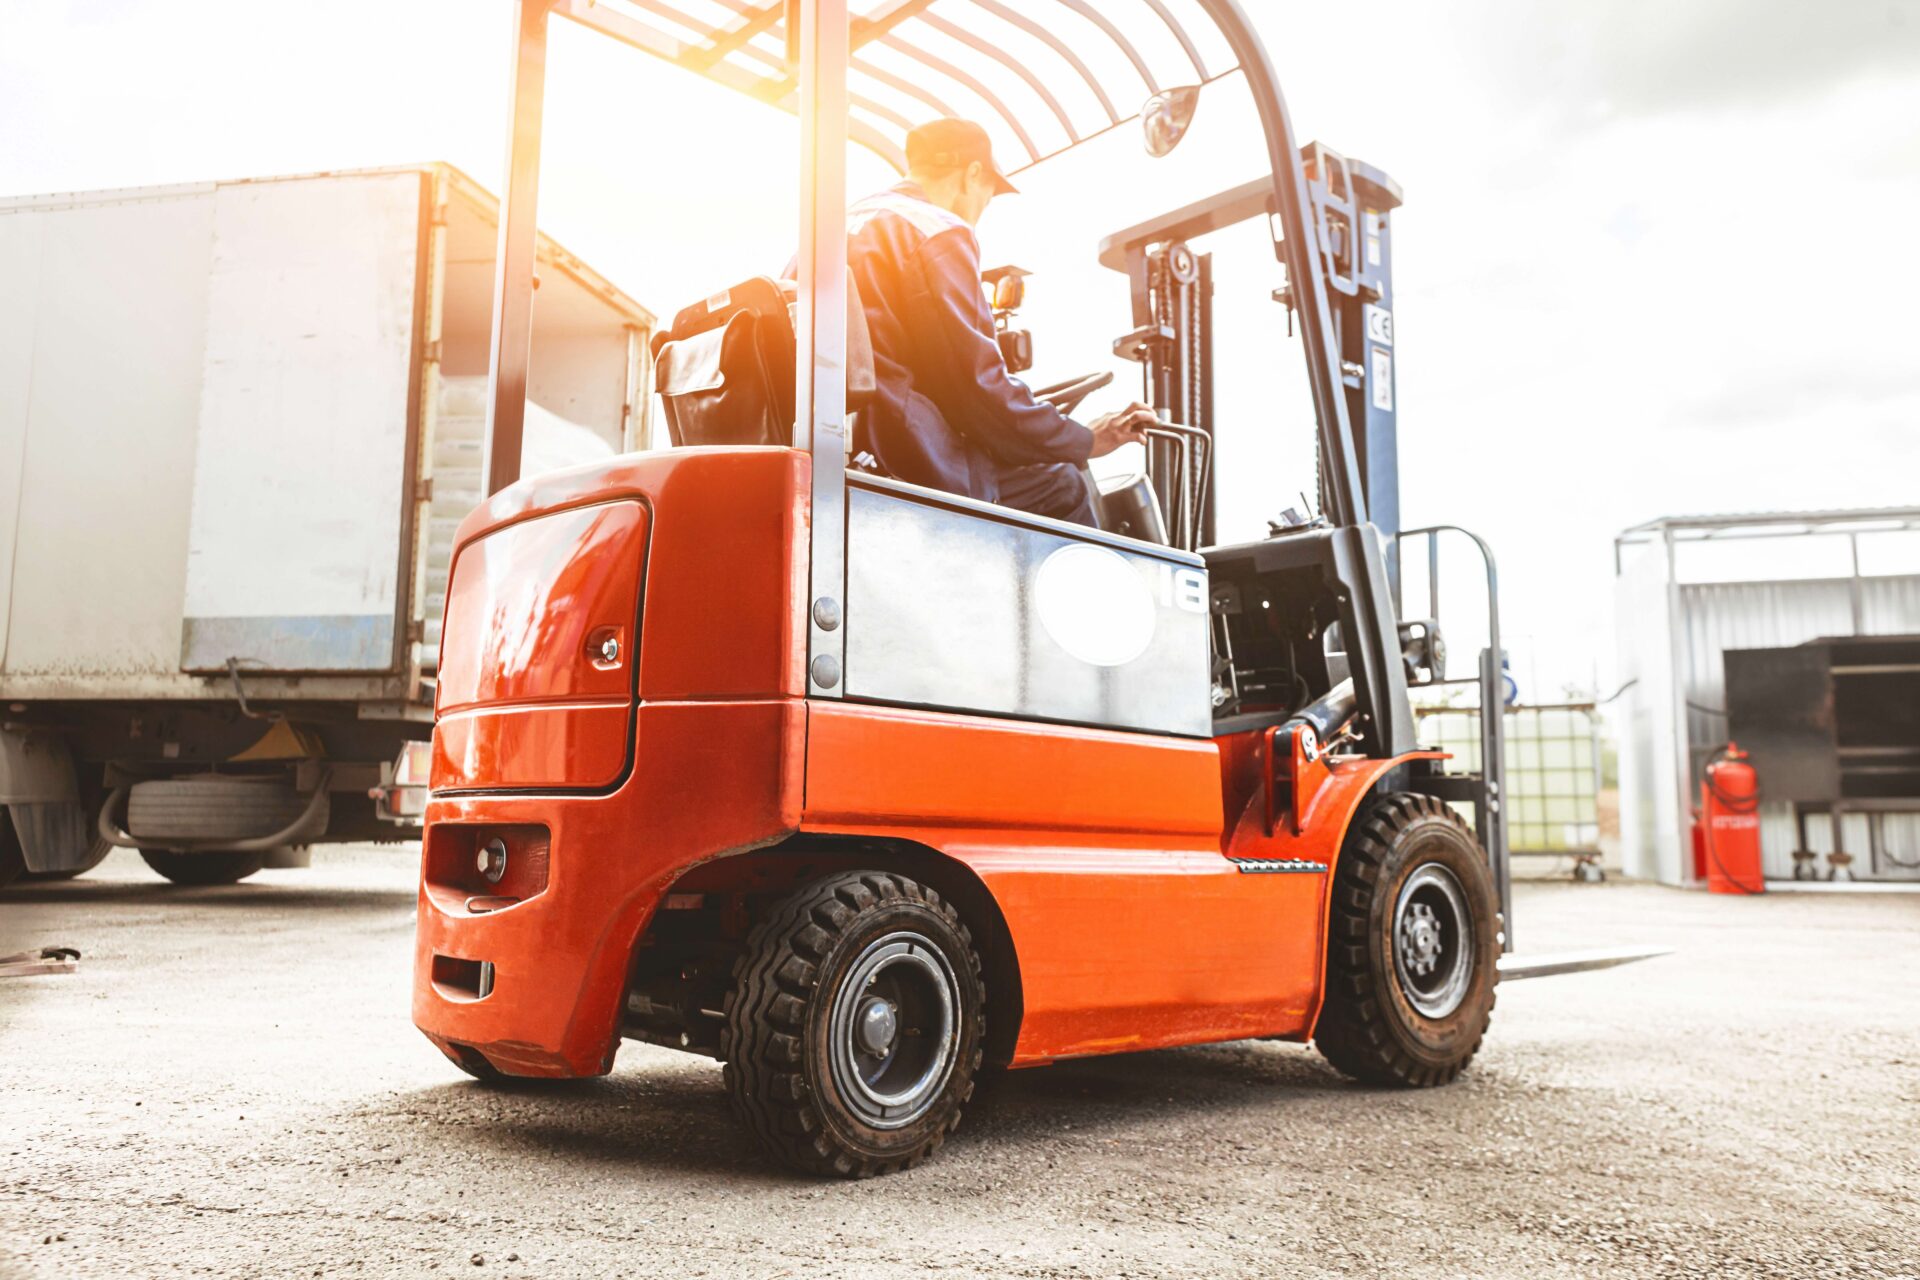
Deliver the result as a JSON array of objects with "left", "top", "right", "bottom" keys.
[{"left": 2, "top": 848, "right": 1916, "bottom": 1279}]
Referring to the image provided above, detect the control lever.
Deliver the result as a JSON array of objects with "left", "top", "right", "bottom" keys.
[
  {"left": 1140, "top": 422, "right": 1212, "bottom": 552},
  {"left": 1033, "top": 370, "right": 1114, "bottom": 416}
]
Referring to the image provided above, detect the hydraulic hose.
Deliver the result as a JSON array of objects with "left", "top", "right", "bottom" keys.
[{"left": 1290, "top": 677, "right": 1357, "bottom": 744}]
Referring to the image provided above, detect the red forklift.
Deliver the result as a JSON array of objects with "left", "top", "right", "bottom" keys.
[{"left": 415, "top": 0, "right": 1648, "bottom": 1177}]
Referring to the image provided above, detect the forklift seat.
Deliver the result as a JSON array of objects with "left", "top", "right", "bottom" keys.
[
  {"left": 652, "top": 277, "right": 875, "bottom": 449},
  {"left": 651, "top": 278, "right": 1171, "bottom": 550}
]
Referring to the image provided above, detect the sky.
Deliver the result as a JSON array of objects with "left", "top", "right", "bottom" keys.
[{"left": 4, "top": 0, "right": 1918, "bottom": 698}]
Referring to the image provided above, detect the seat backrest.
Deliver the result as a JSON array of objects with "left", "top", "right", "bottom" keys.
[{"left": 651, "top": 276, "right": 875, "bottom": 449}]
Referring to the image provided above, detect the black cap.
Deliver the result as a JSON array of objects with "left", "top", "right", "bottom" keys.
[{"left": 905, "top": 118, "right": 1018, "bottom": 196}]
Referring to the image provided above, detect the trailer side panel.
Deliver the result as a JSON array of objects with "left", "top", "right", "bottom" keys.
[
  {"left": 0, "top": 186, "right": 218, "bottom": 687},
  {"left": 180, "top": 171, "right": 425, "bottom": 674}
]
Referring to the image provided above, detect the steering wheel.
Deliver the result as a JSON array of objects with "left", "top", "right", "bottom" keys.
[{"left": 1032, "top": 370, "right": 1114, "bottom": 417}]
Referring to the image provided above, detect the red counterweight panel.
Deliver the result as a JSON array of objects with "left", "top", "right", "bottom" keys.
[{"left": 433, "top": 500, "right": 649, "bottom": 791}]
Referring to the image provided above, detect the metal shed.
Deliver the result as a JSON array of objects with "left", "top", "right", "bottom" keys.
[{"left": 1614, "top": 508, "right": 1920, "bottom": 885}]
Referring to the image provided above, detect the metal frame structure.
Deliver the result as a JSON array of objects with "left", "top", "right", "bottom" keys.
[
  {"left": 542, "top": 0, "right": 1240, "bottom": 175},
  {"left": 1614, "top": 506, "right": 1920, "bottom": 885},
  {"left": 1615, "top": 506, "right": 1920, "bottom": 633},
  {"left": 1398, "top": 524, "right": 1511, "bottom": 930},
  {"left": 480, "top": 0, "right": 1389, "bottom": 720}
]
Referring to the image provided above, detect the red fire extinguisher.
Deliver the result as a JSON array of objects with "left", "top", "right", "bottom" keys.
[{"left": 1698, "top": 744, "right": 1763, "bottom": 895}]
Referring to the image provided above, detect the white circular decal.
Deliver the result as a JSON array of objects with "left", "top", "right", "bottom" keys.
[{"left": 1034, "top": 543, "right": 1157, "bottom": 667}]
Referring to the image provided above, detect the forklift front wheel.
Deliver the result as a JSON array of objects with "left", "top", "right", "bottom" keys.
[
  {"left": 1314, "top": 792, "right": 1499, "bottom": 1087},
  {"left": 722, "top": 870, "right": 985, "bottom": 1177}
]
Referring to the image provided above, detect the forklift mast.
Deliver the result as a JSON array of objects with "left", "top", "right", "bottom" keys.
[
  {"left": 1305, "top": 145, "right": 1404, "bottom": 589},
  {"left": 1104, "top": 142, "right": 1405, "bottom": 572},
  {"left": 1099, "top": 142, "right": 1418, "bottom": 762}
]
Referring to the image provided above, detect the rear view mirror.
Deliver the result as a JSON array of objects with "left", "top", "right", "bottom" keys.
[{"left": 1142, "top": 86, "right": 1201, "bottom": 157}]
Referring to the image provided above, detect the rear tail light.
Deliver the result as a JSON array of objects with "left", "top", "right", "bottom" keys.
[
  {"left": 372, "top": 741, "right": 434, "bottom": 824},
  {"left": 424, "top": 824, "right": 550, "bottom": 912}
]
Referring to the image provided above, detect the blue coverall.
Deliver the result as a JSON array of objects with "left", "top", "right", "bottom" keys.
[{"left": 843, "top": 182, "right": 1096, "bottom": 525}]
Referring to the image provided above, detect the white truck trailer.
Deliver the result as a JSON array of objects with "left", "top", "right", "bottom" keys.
[{"left": 0, "top": 164, "right": 655, "bottom": 886}]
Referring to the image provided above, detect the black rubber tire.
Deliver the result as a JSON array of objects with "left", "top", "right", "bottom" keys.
[
  {"left": 1314, "top": 792, "right": 1500, "bottom": 1087},
  {"left": 138, "top": 849, "right": 267, "bottom": 886},
  {"left": 23, "top": 836, "right": 114, "bottom": 882},
  {"left": 0, "top": 815, "right": 23, "bottom": 892},
  {"left": 126, "top": 776, "right": 311, "bottom": 843},
  {"left": 722, "top": 871, "right": 985, "bottom": 1178}
]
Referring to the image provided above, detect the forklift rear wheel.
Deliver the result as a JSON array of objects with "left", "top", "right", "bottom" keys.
[
  {"left": 138, "top": 849, "right": 267, "bottom": 886},
  {"left": 447, "top": 1046, "right": 506, "bottom": 1082},
  {"left": 443, "top": 1042, "right": 592, "bottom": 1088},
  {"left": 722, "top": 870, "right": 985, "bottom": 1178},
  {"left": 1314, "top": 792, "right": 1499, "bottom": 1087}
]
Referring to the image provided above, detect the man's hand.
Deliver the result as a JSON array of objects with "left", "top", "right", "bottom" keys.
[{"left": 1086, "top": 402, "right": 1159, "bottom": 458}]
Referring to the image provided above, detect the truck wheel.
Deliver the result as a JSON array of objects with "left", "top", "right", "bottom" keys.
[
  {"left": 722, "top": 871, "right": 985, "bottom": 1177},
  {"left": 23, "top": 836, "right": 115, "bottom": 882},
  {"left": 138, "top": 849, "right": 266, "bottom": 886},
  {"left": 0, "top": 817, "right": 23, "bottom": 891},
  {"left": 126, "top": 776, "right": 312, "bottom": 843},
  {"left": 1314, "top": 792, "right": 1499, "bottom": 1087}
]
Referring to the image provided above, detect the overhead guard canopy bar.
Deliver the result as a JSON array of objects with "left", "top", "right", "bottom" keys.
[{"left": 549, "top": 0, "right": 1232, "bottom": 174}]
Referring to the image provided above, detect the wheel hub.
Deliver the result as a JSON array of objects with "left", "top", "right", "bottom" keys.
[
  {"left": 1391, "top": 864, "right": 1475, "bottom": 1019},
  {"left": 827, "top": 933, "right": 959, "bottom": 1130},
  {"left": 855, "top": 996, "right": 898, "bottom": 1055},
  {"left": 1399, "top": 902, "right": 1443, "bottom": 976}
]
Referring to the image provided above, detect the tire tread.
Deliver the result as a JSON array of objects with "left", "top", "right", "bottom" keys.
[
  {"left": 722, "top": 871, "right": 983, "bottom": 1178},
  {"left": 1315, "top": 792, "right": 1498, "bottom": 1087}
]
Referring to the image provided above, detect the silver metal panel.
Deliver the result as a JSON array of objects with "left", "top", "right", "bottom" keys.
[
  {"left": 1760, "top": 804, "right": 1920, "bottom": 881},
  {"left": 1861, "top": 575, "right": 1920, "bottom": 634},
  {"left": 180, "top": 614, "right": 396, "bottom": 675},
  {"left": 0, "top": 183, "right": 217, "bottom": 689},
  {"left": 180, "top": 172, "right": 423, "bottom": 675},
  {"left": 1613, "top": 543, "right": 1681, "bottom": 883},
  {"left": 843, "top": 480, "right": 1212, "bottom": 737}
]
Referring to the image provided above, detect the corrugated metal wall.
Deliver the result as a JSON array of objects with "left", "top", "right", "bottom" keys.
[{"left": 1677, "top": 575, "right": 1920, "bottom": 882}]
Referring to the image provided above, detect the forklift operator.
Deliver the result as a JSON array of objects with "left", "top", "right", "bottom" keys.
[{"left": 846, "top": 118, "right": 1156, "bottom": 526}]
